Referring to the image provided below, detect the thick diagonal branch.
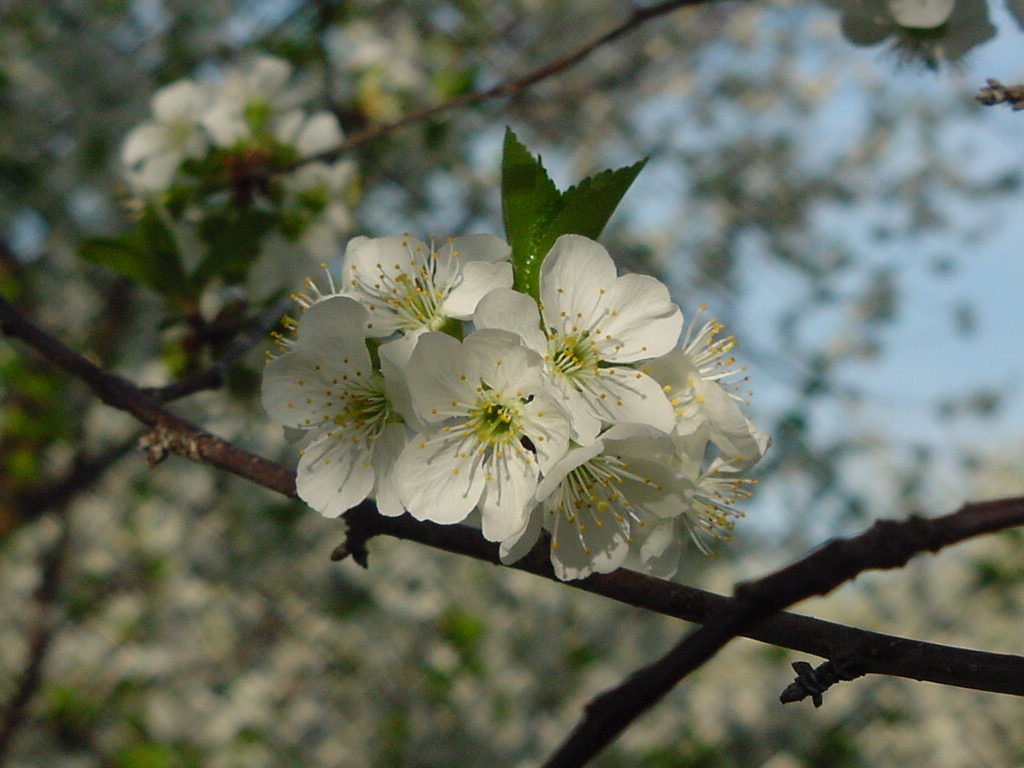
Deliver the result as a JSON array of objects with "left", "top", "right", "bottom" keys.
[
  {"left": 0, "top": 295, "right": 295, "bottom": 496},
  {"left": 543, "top": 497, "right": 1024, "bottom": 768}
]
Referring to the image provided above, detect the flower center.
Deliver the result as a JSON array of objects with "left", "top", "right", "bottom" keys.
[
  {"left": 549, "top": 456, "right": 661, "bottom": 554},
  {"left": 330, "top": 374, "right": 394, "bottom": 439},
  {"left": 684, "top": 471, "right": 757, "bottom": 552},
  {"left": 466, "top": 391, "right": 522, "bottom": 445},
  {"left": 548, "top": 331, "right": 600, "bottom": 382},
  {"left": 346, "top": 240, "right": 453, "bottom": 332},
  {"left": 392, "top": 271, "right": 446, "bottom": 330},
  {"left": 679, "top": 305, "right": 750, "bottom": 401},
  {"left": 244, "top": 98, "right": 273, "bottom": 133}
]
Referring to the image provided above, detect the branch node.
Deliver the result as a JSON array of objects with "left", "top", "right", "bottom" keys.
[
  {"left": 330, "top": 536, "right": 369, "bottom": 568},
  {"left": 331, "top": 511, "right": 374, "bottom": 567},
  {"left": 976, "top": 79, "right": 1024, "bottom": 110},
  {"left": 138, "top": 422, "right": 201, "bottom": 466},
  {"left": 780, "top": 655, "right": 865, "bottom": 707},
  {"left": 138, "top": 428, "right": 170, "bottom": 466}
]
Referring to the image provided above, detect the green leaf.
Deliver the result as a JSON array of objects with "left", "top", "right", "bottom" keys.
[
  {"left": 534, "top": 158, "right": 647, "bottom": 259},
  {"left": 193, "top": 207, "right": 275, "bottom": 287},
  {"left": 138, "top": 205, "right": 190, "bottom": 298},
  {"left": 79, "top": 206, "right": 190, "bottom": 303},
  {"left": 501, "top": 128, "right": 560, "bottom": 298},
  {"left": 113, "top": 743, "right": 180, "bottom": 768},
  {"left": 500, "top": 128, "right": 647, "bottom": 299},
  {"left": 80, "top": 237, "right": 152, "bottom": 284}
]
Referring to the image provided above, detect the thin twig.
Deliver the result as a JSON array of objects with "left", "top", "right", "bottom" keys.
[
  {"left": 542, "top": 498, "right": 1024, "bottom": 768},
  {"left": 144, "top": 295, "right": 293, "bottom": 403},
  {"left": 4, "top": 294, "right": 1024, "bottom": 703},
  {"left": 321, "top": 0, "right": 733, "bottom": 155}
]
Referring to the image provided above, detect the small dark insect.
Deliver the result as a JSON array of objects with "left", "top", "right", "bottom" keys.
[{"left": 521, "top": 435, "right": 537, "bottom": 453}]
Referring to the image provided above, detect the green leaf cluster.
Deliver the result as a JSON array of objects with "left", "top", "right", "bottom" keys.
[{"left": 501, "top": 127, "right": 646, "bottom": 299}]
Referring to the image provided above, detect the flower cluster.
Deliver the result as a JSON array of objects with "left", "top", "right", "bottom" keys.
[
  {"left": 121, "top": 55, "right": 357, "bottom": 259},
  {"left": 262, "top": 233, "right": 768, "bottom": 580}
]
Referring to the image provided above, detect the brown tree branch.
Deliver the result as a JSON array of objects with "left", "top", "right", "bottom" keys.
[
  {"left": 542, "top": 496, "right": 1024, "bottom": 768},
  {"left": 4, "top": 293, "right": 1024, "bottom": 711}
]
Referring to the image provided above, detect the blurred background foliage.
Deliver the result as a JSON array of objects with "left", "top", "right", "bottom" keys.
[{"left": 1, "top": 0, "right": 1023, "bottom": 766}]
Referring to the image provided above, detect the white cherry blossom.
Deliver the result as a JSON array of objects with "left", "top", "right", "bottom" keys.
[
  {"left": 644, "top": 307, "right": 768, "bottom": 471},
  {"left": 121, "top": 80, "right": 211, "bottom": 192},
  {"left": 394, "top": 329, "right": 570, "bottom": 542},
  {"left": 502, "top": 425, "right": 688, "bottom": 581},
  {"left": 474, "top": 234, "right": 680, "bottom": 441},
  {"left": 639, "top": 452, "right": 758, "bottom": 579},
  {"left": 261, "top": 295, "right": 408, "bottom": 518},
  {"left": 201, "top": 56, "right": 342, "bottom": 155},
  {"left": 338, "top": 233, "right": 512, "bottom": 339}
]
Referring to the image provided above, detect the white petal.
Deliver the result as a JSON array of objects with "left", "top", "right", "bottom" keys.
[
  {"left": 394, "top": 432, "right": 485, "bottom": 524},
  {"left": 297, "top": 432, "right": 375, "bottom": 517},
  {"left": 405, "top": 332, "right": 478, "bottom": 422},
  {"left": 379, "top": 333, "right": 425, "bottom": 430},
  {"left": 499, "top": 508, "right": 543, "bottom": 564},
  {"left": 274, "top": 110, "right": 305, "bottom": 145},
  {"left": 344, "top": 233, "right": 425, "bottom": 278},
  {"left": 152, "top": 80, "right": 208, "bottom": 122},
  {"left": 583, "top": 366, "right": 675, "bottom": 432},
  {"left": 442, "top": 260, "right": 513, "bottom": 319},
  {"left": 463, "top": 328, "right": 545, "bottom": 393},
  {"left": 325, "top": 202, "right": 353, "bottom": 232},
  {"left": 713, "top": 428, "right": 770, "bottom": 473},
  {"left": 294, "top": 296, "right": 369, "bottom": 356},
  {"left": 535, "top": 440, "right": 605, "bottom": 502},
  {"left": 261, "top": 349, "right": 334, "bottom": 428},
  {"left": 300, "top": 223, "right": 339, "bottom": 260},
  {"left": 539, "top": 234, "right": 681, "bottom": 363},
  {"left": 341, "top": 234, "right": 428, "bottom": 335},
  {"left": 594, "top": 273, "right": 682, "bottom": 362},
  {"left": 693, "top": 379, "right": 763, "bottom": 464},
  {"left": 202, "top": 104, "right": 248, "bottom": 147},
  {"left": 370, "top": 423, "right": 410, "bottom": 517},
  {"left": 473, "top": 288, "right": 547, "bottom": 355},
  {"left": 548, "top": 505, "right": 629, "bottom": 581},
  {"left": 285, "top": 161, "right": 329, "bottom": 191},
  {"left": 249, "top": 56, "right": 293, "bottom": 94},
  {"left": 121, "top": 124, "right": 165, "bottom": 167},
  {"left": 540, "top": 235, "right": 617, "bottom": 327},
  {"left": 450, "top": 234, "right": 511, "bottom": 262},
  {"left": 888, "top": 0, "right": 955, "bottom": 28},
  {"left": 478, "top": 452, "right": 540, "bottom": 542},
  {"left": 519, "top": 391, "right": 572, "bottom": 473},
  {"left": 549, "top": 376, "right": 602, "bottom": 444},
  {"left": 132, "top": 152, "right": 182, "bottom": 192},
  {"left": 326, "top": 158, "right": 358, "bottom": 189},
  {"left": 294, "top": 111, "right": 343, "bottom": 157},
  {"left": 639, "top": 520, "right": 682, "bottom": 579}
]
